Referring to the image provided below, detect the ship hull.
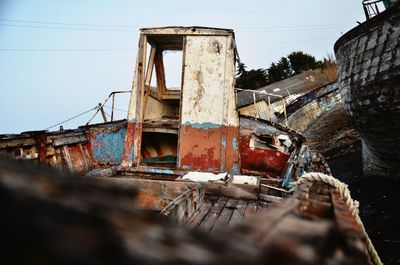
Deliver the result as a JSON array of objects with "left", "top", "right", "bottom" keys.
[{"left": 334, "top": 5, "right": 400, "bottom": 177}]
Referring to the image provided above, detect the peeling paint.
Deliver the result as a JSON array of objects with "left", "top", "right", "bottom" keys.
[
  {"left": 183, "top": 122, "right": 221, "bottom": 130},
  {"left": 232, "top": 138, "right": 239, "bottom": 152},
  {"left": 91, "top": 128, "right": 126, "bottom": 165},
  {"left": 221, "top": 138, "right": 227, "bottom": 148},
  {"left": 230, "top": 163, "right": 240, "bottom": 174},
  {"left": 144, "top": 167, "right": 175, "bottom": 175}
]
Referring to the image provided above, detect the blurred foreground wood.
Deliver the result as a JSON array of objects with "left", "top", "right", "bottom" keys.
[{"left": 0, "top": 156, "right": 371, "bottom": 265}]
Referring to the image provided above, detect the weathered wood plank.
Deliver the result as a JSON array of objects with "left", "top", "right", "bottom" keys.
[
  {"left": 198, "top": 197, "right": 228, "bottom": 232},
  {"left": 161, "top": 184, "right": 205, "bottom": 224},
  {"left": 0, "top": 156, "right": 373, "bottom": 264},
  {"left": 244, "top": 200, "right": 258, "bottom": 219},
  {"left": 259, "top": 194, "right": 283, "bottom": 204},
  {"left": 229, "top": 200, "right": 248, "bottom": 225},
  {"left": 211, "top": 199, "right": 238, "bottom": 231},
  {"left": 61, "top": 146, "right": 74, "bottom": 173},
  {"left": 52, "top": 135, "right": 87, "bottom": 146},
  {"left": 91, "top": 178, "right": 197, "bottom": 211},
  {"left": 204, "top": 182, "right": 259, "bottom": 200},
  {"left": 257, "top": 201, "right": 268, "bottom": 212},
  {"left": 233, "top": 199, "right": 300, "bottom": 242},
  {"left": 185, "top": 198, "right": 214, "bottom": 229}
]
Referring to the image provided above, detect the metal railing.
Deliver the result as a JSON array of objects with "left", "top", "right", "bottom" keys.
[
  {"left": 362, "top": 0, "right": 384, "bottom": 20},
  {"left": 86, "top": 90, "right": 131, "bottom": 125}
]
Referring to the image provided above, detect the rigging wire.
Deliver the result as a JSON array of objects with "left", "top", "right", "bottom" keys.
[
  {"left": 45, "top": 106, "right": 97, "bottom": 130},
  {"left": 103, "top": 105, "right": 128, "bottom": 113}
]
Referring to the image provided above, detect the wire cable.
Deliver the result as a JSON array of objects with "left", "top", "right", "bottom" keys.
[{"left": 45, "top": 106, "right": 97, "bottom": 130}]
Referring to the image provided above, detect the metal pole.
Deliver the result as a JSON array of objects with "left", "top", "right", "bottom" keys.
[
  {"left": 99, "top": 103, "right": 108, "bottom": 123},
  {"left": 111, "top": 93, "right": 115, "bottom": 122},
  {"left": 253, "top": 92, "right": 257, "bottom": 119},
  {"left": 282, "top": 98, "right": 288, "bottom": 127},
  {"left": 267, "top": 95, "right": 272, "bottom": 122}
]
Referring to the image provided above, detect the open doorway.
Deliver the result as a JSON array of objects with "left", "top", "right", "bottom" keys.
[{"left": 140, "top": 35, "right": 184, "bottom": 168}]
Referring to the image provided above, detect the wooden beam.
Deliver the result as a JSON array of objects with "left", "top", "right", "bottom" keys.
[{"left": 204, "top": 182, "right": 259, "bottom": 200}]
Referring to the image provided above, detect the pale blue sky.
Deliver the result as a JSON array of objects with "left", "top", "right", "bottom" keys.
[{"left": 0, "top": 0, "right": 365, "bottom": 133}]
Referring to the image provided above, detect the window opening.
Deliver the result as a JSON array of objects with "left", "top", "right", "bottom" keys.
[{"left": 163, "top": 50, "right": 183, "bottom": 91}]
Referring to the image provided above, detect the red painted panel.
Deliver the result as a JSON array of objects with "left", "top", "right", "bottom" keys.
[
  {"left": 225, "top": 126, "right": 240, "bottom": 173},
  {"left": 239, "top": 135, "right": 290, "bottom": 177},
  {"left": 179, "top": 125, "right": 222, "bottom": 171},
  {"left": 121, "top": 121, "right": 136, "bottom": 167},
  {"left": 178, "top": 125, "right": 240, "bottom": 173}
]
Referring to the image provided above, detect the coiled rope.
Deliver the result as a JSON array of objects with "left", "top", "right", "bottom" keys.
[{"left": 292, "top": 172, "right": 383, "bottom": 265}]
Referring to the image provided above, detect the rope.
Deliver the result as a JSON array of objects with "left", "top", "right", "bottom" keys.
[
  {"left": 45, "top": 106, "right": 97, "bottom": 130},
  {"left": 292, "top": 172, "right": 383, "bottom": 265}
]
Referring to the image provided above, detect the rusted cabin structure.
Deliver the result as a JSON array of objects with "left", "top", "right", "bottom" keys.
[
  {"left": 119, "top": 27, "right": 305, "bottom": 177},
  {"left": 121, "top": 27, "right": 240, "bottom": 174}
]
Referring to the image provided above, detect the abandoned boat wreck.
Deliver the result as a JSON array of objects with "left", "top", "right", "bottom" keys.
[
  {"left": 334, "top": 1, "right": 400, "bottom": 178},
  {"left": 0, "top": 26, "right": 381, "bottom": 264}
]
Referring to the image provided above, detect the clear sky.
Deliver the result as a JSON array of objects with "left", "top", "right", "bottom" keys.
[{"left": 0, "top": 0, "right": 366, "bottom": 133}]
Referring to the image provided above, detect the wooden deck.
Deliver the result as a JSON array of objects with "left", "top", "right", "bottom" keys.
[{"left": 185, "top": 196, "right": 269, "bottom": 232}]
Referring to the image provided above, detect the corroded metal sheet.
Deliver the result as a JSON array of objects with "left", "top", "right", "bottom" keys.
[{"left": 87, "top": 127, "right": 126, "bottom": 166}]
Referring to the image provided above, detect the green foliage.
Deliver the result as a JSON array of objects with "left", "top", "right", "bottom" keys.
[
  {"left": 267, "top": 57, "right": 293, "bottom": 84},
  {"left": 288, "top": 51, "right": 322, "bottom": 75},
  {"left": 236, "top": 51, "right": 326, "bottom": 89},
  {"left": 236, "top": 62, "right": 268, "bottom": 90}
]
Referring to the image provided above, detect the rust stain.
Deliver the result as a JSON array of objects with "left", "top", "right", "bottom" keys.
[
  {"left": 179, "top": 125, "right": 221, "bottom": 171},
  {"left": 36, "top": 132, "right": 47, "bottom": 165},
  {"left": 136, "top": 192, "right": 165, "bottom": 210},
  {"left": 121, "top": 122, "right": 136, "bottom": 166},
  {"left": 178, "top": 125, "right": 240, "bottom": 173}
]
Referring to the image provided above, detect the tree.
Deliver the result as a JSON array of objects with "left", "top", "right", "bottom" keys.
[
  {"left": 267, "top": 57, "right": 293, "bottom": 84},
  {"left": 236, "top": 51, "right": 325, "bottom": 88},
  {"left": 236, "top": 62, "right": 268, "bottom": 90},
  {"left": 287, "top": 51, "right": 322, "bottom": 75}
]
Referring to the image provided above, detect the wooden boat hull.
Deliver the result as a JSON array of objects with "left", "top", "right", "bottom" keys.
[{"left": 334, "top": 5, "right": 400, "bottom": 177}]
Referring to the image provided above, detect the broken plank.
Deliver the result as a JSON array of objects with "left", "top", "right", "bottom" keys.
[{"left": 198, "top": 197, "right": 228, "bottom": 232}]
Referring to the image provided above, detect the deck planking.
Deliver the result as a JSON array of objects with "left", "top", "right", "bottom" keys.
[
  {"left": 186, "top": 196, "right": 270, "bottom": 231},
  {"left": 211, "top": 199, "right": 238, "bottom": 231},
  {"left": 185, "top": 199, "right": 214, "bottom": 229},
  {"left": 198, "top": 197, "right": 228, "bottom": 232}
]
